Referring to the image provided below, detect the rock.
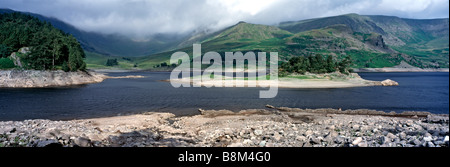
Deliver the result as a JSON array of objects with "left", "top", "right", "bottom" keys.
[
  {"left": 36, "top": 139, "right": 62, "bottom": 147},
  {"left": 357, "top": 142, "right": 368, "bottom": 147},
  {"left": 326, "top": 125, "right": 335, "bottom": 131},
  {"left": 254, "top": 130, "right": 263, "bottom": 136},
  {"left": 74, "top": 137, "right": 92, "bottom": 147},
  {"left": 334, "top": 137, "right": 344, "bottom": 144},
  {"left": 379, "top": 136, "right": 388, "bottom": 144},
  {"left": 310, "top": 137, "right": 321, "bottom": 145},
  {"left": 352, "top": 137, "right": 363, "bottom": 145},
  {"left": 273, "top": 133, "right": 282, "bottom": 141},
  {"left": 330, "top": 131, "right": 339, "bottom": 138},
  {"left": 399, "top": 132, "right": 407, "bottom": 140},
  {"left": 444, "top": 136, "right": 449, "bottom": 144},
  {"left": 198, "top": 109, "right": 234, "bottom": 116},
  {"left": 381, "top": 79, "right": 399, "bottom": 86},
  {"left": 243, "top": 139, "right": 253, "bottom": 145},
  {"left": 411, "top": 139, "right": 421, "bottom": 146},
  {"left": 227, "top": 143, "right": 244, "bottom": 147},
  {"left": 352, "top": 124, "right": 360, "bottom": 130},
  {"left": 423, "top": 136, "right": 433, "bottom": 142},
  {"left": 259, "top": 141, "right": 266, "bottom": 147},
  {"left": 427, "top": 142, "right": 435, "bottom": 147},
  {"left": 386, "top": 133, "right": 397, "bottom": 140},
  {"left": 305, "top": 130, "right": 313, "bottom": 136},
  {"left": 296, "top": 136, "right": 306, "bottom": 142}
]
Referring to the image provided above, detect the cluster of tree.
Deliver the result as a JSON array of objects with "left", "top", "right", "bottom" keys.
[
  {"left": 280, "top": 54, "right": 353, "bottom": 75},
  {"left": 105, "top": 59, "right": 119, "bottom": 66},
  {"left": 154, "top": 62, "right": 177, "bottom": 68},
  {"left": 0, "top": 12, "right": 86, "bottom": 71},
  {"left": 0, "top": 57, "right": 15, "bottom": 69}
]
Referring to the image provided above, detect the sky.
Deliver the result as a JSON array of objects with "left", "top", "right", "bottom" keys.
[{"left": 1, "top": 0, "right": 448, "bottom": 39}]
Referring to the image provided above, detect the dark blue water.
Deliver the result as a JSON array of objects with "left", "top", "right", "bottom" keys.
[{"left": 0, "top": 72, "right": 448, "bottom": 121}]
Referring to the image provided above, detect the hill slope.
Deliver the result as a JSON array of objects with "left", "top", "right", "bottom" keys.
[
  {"left": 135, "top": 22, "right": 416, "bottom": 69},
  {"left": 0, "top": 8, "right": 186, "bottom": 57},
  {"left": 279, "top": 14, "right": 449, "bottom": 68}
]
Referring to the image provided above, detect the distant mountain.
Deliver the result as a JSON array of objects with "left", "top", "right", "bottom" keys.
[
  {"left": 278, "top": 14, "right": 449, "bottom": 68},
  {"left": 1, "top": 9, "right": 448, "bottom": 69},
  {"left": 140, "top": 14, "right": 448, "bottom": 69},
  {"left": 0, "top": 8, "right": 186, "bottom": 57}
]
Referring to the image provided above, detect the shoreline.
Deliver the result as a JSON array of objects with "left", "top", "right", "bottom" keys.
[
  {"left": 0, "top": 106, "right": 448, "bottom": 147},
  {"left": 354, "top": 68, "right": 449, "bottom": 73},
  {"left": 90, "top": 67, "right": 450, "bottom": 73},
  {"left": 0, "top": 70, "right": 147, "bottom": 88},
  {"left": 169, "top": 73, "right": 397, "bottom": 88},
  {"left": 0, "top": 70, "right": 107, "bottom": 88}
]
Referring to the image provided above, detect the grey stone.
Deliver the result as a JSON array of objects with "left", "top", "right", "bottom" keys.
[
  {"left": 423, "top": 136, "right": 433, "bottom": 142},
  {"left": 36, "top": 139, "right": 62, "bottom": 147},
  {"left": 296, "top": 136, "right": 306, "bottom": 142},
  {"left": 254, "top": 130, "right": 263, "bottom": 136},
  {"left": 352, "top": 137, "right": 363, "bottom": 145},
  {"left": 227, "top": 143, "right": 244, "bottom": 147},
  {"left": 411, "top": 139, "right": 421, "bottom": 145},
  {"left": 310, "top": 137, "right": 321, "bottom": 144},
  {"left": 386, "top": 133, "right": 397, "bottom": 140},
  {"left": 74, "top": 137, "right": 92, "bottom": 147},
  {"left": 399, "top": 132, "right": 407, "bottom": 140},
  {"left": 357, "top": 142, "right": 368, "bottom": 147},
  {"left": 259, "top": 141, "right": 266, "bottom": 147},
  {"left": 273, "top": 133, "right": 282, "bottom": 141}
]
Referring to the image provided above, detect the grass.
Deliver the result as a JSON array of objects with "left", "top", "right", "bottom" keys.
[
  {"left": 84, "top": 21, "right": 449, "bottom": 70},
  {"left": 85, "top": 51, "right": 137, "bottom": 69}
]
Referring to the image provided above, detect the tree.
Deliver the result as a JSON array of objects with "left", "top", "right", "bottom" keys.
[
  {"left": 0, "top": 44, "right": 10, "bottom": 58},
  {"left": 338, "top": 55, "right": 353, "bottom": 74},
  {"left": 0, "top": 12, "right": 86, "bottom": 71},
  {"left": 279, "top": 54, "right": 352, "bottom": 75},
  {"left": 326, "top": 56, "right": 336, "bottom": 73},
  {"left": 0, "top": 58, "right": 15, "bottom": 69},
  {"left": 106, "top": 59, "right": 119, "bottom": 66}
]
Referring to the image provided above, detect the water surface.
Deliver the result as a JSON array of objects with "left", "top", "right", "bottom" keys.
[{"left": 0, "top": 72, "right": 448, "bottom": 121}]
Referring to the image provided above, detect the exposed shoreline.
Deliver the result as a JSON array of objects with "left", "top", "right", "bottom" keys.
[
  {"left": 0, "top": 70, "right": 147, "bottom": 88},
  {"left": 169, "top": 73, "right": 398, "bottom": 88},
  {"left": 0, "top": 70, "right": 107, "bottom": 88},
  {"left": 354, "top": 68, "right": 449, "bottom": 73},
  {"left": 91, "top": 67, "right": 450, "bottom": 73},
  {"left": 0, "top": 106, "right": 448, "bottom": 147}
]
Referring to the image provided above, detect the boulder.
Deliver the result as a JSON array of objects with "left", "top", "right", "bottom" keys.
[
  {"left": 36, "top": 139, "right": 62, "bottom": 147},
  {"left": 381, "top": 79, "right": 399, "bottom": 86}
]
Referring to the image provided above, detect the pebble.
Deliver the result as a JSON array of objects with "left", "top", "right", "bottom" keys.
[
  {"left": 352, "top": 137, "right": 363, "bottom": 145},
  {"left": 259, "top": 141, "right": 266, "bottom": 147},
  {"left": 0, "top": 108, "right": 448, "bottom": 148},
  {"left": 423, "top": 136, "right": 433, "bottom": 142},
  {"left": 254, "top": 130, "right": 263, "bottom": 136}
]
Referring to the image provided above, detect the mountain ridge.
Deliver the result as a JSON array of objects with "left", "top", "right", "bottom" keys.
[{"left": 1, "top": 9, "right": 448, "bottom": 69}]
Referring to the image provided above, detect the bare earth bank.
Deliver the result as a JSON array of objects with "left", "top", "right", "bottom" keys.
[
  {"left": 0, "top": 106, "right": 447, "bottom": 147},
  {"left": 170, "top": 72, "right": 399, "bottom": 88},
  {"left": 0, "top": 70, "right": 145, "bottom": 88},
  {"left": 0, "top": 70, "right": 107, "bottom": 88}
]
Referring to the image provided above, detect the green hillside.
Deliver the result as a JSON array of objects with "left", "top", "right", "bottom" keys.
[
  {"left": 0, "top": 12, "right": 86, "bottom": 71},
  {"left": 128, "top": 22, "right": 423, "bottom": 70},
  {"left": 279, "top": 14, "right": 449, "bottom": 68}
]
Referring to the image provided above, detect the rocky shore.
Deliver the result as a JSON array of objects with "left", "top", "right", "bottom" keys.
[
  {"left": 0, "top": 70, "right": 107, "bottom": 88},
  {"left": 0, "top": 106, "right": 448, "bottom": 147},
  {"left": 170, "top": 72, "right": 399, "bottom": 88}
]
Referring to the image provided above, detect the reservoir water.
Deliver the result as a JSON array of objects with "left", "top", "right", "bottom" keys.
[{"left": 0, "top": 72, "right": 448, "bottom": 121}]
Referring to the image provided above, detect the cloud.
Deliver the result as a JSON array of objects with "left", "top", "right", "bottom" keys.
[{"left": 1, "top": 0, "right": 448, "bottom": 39}]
